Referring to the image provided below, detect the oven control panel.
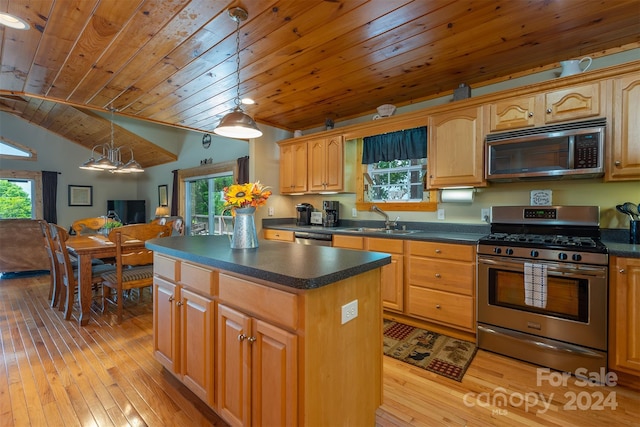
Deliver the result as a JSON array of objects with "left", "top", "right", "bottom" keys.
[{"left": 523, "top": 208, "right": 557, "bottom": 219}]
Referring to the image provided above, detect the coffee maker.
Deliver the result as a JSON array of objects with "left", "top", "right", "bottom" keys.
[
  {"left": 296, "top": 203, "right": 313, "bottom": 226},
  {"left": 322, "top": 201, "right": 339, "bottom": 227}
]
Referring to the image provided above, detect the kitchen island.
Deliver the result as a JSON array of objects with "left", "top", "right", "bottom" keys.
[{"left": 146, "top": 235, "right": 391, "bottom": 427}]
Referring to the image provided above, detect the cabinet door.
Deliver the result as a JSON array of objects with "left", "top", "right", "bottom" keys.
[
  {"left": 544, "top": 83, "right": 600, "bottom": 124},
  {"left": 218, "top": 304, "right": 252, "bottom": 427},
  {"left": 251, "top": 319, "right": 297, "bottom": 427},
  {"left": 153, "top": 277, "right": 179, "bottom": 373},
  {"left": 280, "top": 142, "right": 307, "bottom": 194},
  {"left": 262, "top": 229, "right": 294, "bottom": 242},
  {"left": 608, "top": 74, "right": 640, "bottom": 181},
  {"left": 428, "top": 105, "right": 486, "bottom": 188},
  {"left": 610, "top": 257, "right": 640, "bottom": 375},
  {"left": 308, "top": 136, "right": 344, "bottom": 192},
  {"left": 490, "top": 96, "right": 536, "bottom": 131},
  {"left": 381, "top": 254, "right": 404, "bottom": 312},
  {"left": 181, "top": 288, "right": 215, "bottom": 407}
]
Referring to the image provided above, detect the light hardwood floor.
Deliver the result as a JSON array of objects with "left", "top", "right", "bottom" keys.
[{"left": 1, "top": 274, "right": 638, "bottom": 427}]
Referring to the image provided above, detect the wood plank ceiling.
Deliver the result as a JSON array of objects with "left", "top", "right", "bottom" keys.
[{"left": 0, "top": 0, "right": 639, "bottom": 168}]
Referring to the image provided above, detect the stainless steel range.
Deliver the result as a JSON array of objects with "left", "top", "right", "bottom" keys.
[{"left": 477, "top": 206, "right": 608, "bottom": 374}]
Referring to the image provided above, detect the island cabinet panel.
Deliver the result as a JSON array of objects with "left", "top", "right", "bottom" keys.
[
  {"left": 609, "top": 256, "right": 640, "bottom": 388},
  {"left": 153, "top": 251, "right": 383, "bottom": 427},
  {"left": 217, "top": 303, "right": 298, "bottom": 427},
  {"left": 406, "top": 241, "right": 476, "bottom": 333},
  {"left": 366, "top": 238, "right": 405, "bottom": 313}
]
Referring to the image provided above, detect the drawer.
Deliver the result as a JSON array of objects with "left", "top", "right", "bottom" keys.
[
  {"left": 219, "top": 273, "right": 298, "bottom": 330},
  {"left": 407, "top": 286, "right": 474, "bottom": 331},
  {"left": 366, "top": 237, "right": 404, "bottom": 254},
  {"left": 154, "top": 254, "right": 179, "bottom": 281},
  {"left": 333, "top": 234, "right": 364, "bottom": 250},
  {"left": 180, "top": 261, "right": 217, "bottom": 296},
  {"left": 408, "top": 257, "right": 474, "bottom": 296},
  {"left": 263, "top": 229, "right": 294, "bottom": 242},
  {"left": 408, "top": 241, "right": 474, "bottom": 261}
]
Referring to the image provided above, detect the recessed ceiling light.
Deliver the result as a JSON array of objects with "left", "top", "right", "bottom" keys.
[
  {"left": 241, "top": 98, "right": 255, "bottom": 105},
  {"left": 0, "top": 13, "right": 30, "bottom": 30}
]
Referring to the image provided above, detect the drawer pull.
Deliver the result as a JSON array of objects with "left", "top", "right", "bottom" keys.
[
  {"left": 435, "top": 273, "right": 441, "bottom": 278},
  {"left": 238, "top": 334, "right": 257, "bottom": 343},
  {"left": 435, "top": 304, "right": 441, "bottom": 309},
  {"left": 435, "top": 249, "right": 441, "bottom": 254},
  {"left": 176, "top": 300, "right": 183, "bottom": 307},
  {"left": 619, "top": 269, "right": 626, "bottom": 274},
  {"left": 247, "top": 336, "right": 257, "bottom": 343},
  {"left": 238, "top": 334, "right": 247, "bottom": 341},
  {"left": 168, "top": 295, "right": 174, "bottom": 302}
]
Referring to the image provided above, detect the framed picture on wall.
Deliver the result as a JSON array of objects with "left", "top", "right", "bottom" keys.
[
  {"left": 68, "top": 185, "right": 93, "bottom": 206},
  {"left": 158, "top": 185, "right": 168, "bottom": 206}
]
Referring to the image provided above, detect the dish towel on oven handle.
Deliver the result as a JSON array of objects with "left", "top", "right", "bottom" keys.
[{"left": 524, "top": 262, "right": 547, "bottom": 308}]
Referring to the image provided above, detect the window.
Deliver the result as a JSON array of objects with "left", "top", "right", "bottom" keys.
[
  {"left": 367, "top": 159, "right": 426, "bottom": 202},
  {"left": 0, "top": 171, "right": 42, "bottom": 219},
  {"left": 178, "top": 160, "right": 238, "bottom": 236},
  {"left": 0, "top": 137, "right": 36, "bottom": 160}
]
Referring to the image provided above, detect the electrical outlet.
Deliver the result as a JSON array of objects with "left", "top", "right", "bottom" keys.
[
  {"left": 268, "top": 207, "right": 274, "bottom": 216},
  {"left": 437, "top": 208, "right": 445, "bottom": 220},
  {"left": 352, "top": 207, "right": 358, "bottom": 217},
  {"left": 341, "top": 299, "right": 358, "bottom": 324},
  {"left": 481, "top": 208, "right": 490, "bottom": 222}
]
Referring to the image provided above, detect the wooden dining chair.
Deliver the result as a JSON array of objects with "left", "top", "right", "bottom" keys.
[
  {"left": 101, "top": 223, "right": 172, "bottom": 323},
  {"left": 49, "top": 224, "right": 116, "bottom": 320},
  {"left": 38, "top": 220, "right": 61, "bottom": 308}
]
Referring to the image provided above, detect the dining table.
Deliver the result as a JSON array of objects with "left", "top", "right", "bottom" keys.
[{"left": 65, "top": 234, "right": 145, "bottom": 326}]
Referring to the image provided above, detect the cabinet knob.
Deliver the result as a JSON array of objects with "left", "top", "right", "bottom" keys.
[
  {"left": 528, "top": 112, "right": 534, "bottom": 117},
  {"left": 546, "top": 108, "right": 552, "bottom": 113},
  {"left": 176, "top": 301, "right": 183, "bottom": 306},
  {"left": 435, "top": 249, "right": 441, "bottom": 254},
  {"left": 619, "top": 268, "right": 626, "bottom": 274},
  {"left": 247, "top": 336, "right": 257, "bottom": 343},
  {"left": 168, "top": 295, "right": 174, "bottom": 302},
  {"left": 435, "top": 304, "right": 441, "bottom": 309},
  {"left": 615, "top": 160, "right": 621, "bottom": 167},
  {"left": 435, "top": 273, "right": 441, "bottom": 278},
  {"left": 238, "top": 334, "right": 247, "bottom": 341}
]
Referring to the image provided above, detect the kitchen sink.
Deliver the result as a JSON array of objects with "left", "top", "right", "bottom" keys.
[{"left": 339, "top": 227, "right": 421, "bottom": 234}]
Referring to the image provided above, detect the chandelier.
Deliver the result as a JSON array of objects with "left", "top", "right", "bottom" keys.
[
  {"left": 79, "top": 107, "right": 144, "bottom": 173},
  {"left": 213, "top": 7, "right": 262, "bottom": 139}
]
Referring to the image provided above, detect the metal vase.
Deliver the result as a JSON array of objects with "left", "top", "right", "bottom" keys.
[{"left": 230, "top": 207, "right": 259, "bottom": 249}]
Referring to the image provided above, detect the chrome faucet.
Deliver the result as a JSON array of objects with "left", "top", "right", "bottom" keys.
[{"left": 371, "top": 205, "right": 399, "bottom": 230}]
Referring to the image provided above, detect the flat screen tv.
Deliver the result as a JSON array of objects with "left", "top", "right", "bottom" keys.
[{"left": 107, "top": 200, "right": 146, "bottom": 224}]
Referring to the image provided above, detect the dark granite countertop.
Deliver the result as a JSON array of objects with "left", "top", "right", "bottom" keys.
[
  {"left": 146, "top": 234, "right": 391, "bottom": 290},
  {"left": 264, "top": 219, "right": 640, "bottom": 258}
]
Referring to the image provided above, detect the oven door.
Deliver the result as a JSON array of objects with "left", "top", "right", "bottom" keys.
[{"left": 477, "top": 255, "right": 607, "bottom": 351}]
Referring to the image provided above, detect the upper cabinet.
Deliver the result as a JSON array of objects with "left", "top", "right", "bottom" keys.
[
  {"left": 278, "top": 135, "right": 355, "bottom": 194},
  {"left": 607, "top": 73, "right": 640, "bottom": 181},
  {"left": 490, "top": 83, "right": 601, "bottom": 131},
  {"left": 428, "top": 105, "right": 487, "bottom": 188},
  {"left": 279, "top": 140, "right": 308, "bottom": 194},
  {"left": 308, "top": 136, "right": 344, "bottom": 192}
]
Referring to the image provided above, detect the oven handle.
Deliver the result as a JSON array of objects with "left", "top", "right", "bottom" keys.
[
  {"left": 477, "top": 256, "right": 607, "bottom": 277},
  {"left": 478, "top": 325, "right": 605, "bottom": 359}
]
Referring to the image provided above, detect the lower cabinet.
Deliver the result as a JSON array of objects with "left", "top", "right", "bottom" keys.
[
  {"left": 406, "top": 241, "right": 476, "bottom": 333},
  {"left": 609, "top": 256, "right": 640, "bottom": 386},
  {"left": 217, "top": 304, "right": 297, "bottom": 427}
]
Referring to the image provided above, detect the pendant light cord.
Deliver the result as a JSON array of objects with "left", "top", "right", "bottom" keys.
[{"left": 233, "top": 16, "right": 241, "bottom": 108}]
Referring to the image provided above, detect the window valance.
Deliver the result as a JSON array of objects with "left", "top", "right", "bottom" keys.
[{"left": 361, "top": 126, "right": 427, "bottom": 164}]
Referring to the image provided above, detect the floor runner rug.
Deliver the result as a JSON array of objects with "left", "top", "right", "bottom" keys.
[{"left": 383, "top": 319, "right": 477, "bottom": 382}]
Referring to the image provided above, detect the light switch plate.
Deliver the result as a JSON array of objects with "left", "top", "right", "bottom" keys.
[{"left": 437, "top": 208, "right": 445, "bottom": 220}]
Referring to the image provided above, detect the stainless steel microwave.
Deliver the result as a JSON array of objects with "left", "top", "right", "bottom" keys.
[{"left": 485, "top": 118, "right": 605, "bottom": 181}]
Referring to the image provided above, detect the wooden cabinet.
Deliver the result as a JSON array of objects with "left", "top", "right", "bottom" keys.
[
  {"left": 608, "top": 73, "right": 640, "bottom": 181},
  {"left": 490, "top": 83, "right": 602, "bottom": 131},
  {"left": 308, "top": 136, "right": 344, "bottom": 192},
  {"left": 332, "top": 234, "right": 364, "bottom": 250},
  {"left": 153, "top": 255, "right": 216, "bottom": 407},
  {"left": 406, "top": 241, "right": 475, "bottom": 332},
  {"left": 279, "top": 140, "right": 308, "bottom": 194},
  {"left": 217, "top": 303, "right": 297, "bottom": 427},
  {"left": 609, "top": 256, "right": 640, "bottom": 384},
  {"left": 367, "top": 238, "right": 404, "bottom": 312},
  {"left": 262, "top": 229, "right": 294, "bottom": 242},
  {"left": 428, "top": 105, "right": 486, "bottom": 188}
]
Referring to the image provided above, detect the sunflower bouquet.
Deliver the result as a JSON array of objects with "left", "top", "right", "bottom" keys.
[{"left": 222, "top": 181, "right": 271, "bottom": 215}]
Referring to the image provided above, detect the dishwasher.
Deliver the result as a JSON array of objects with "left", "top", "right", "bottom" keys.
[{"left": 293, "top": 231, "right": 333, "bottom": 246}]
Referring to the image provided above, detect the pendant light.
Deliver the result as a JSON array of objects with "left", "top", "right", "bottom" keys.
[
  {"left": 214, "top": 7, "right": 262, "bottom": 139},
  {"left": 79, "top": 107, "right": 144, "bottom": 173}
]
